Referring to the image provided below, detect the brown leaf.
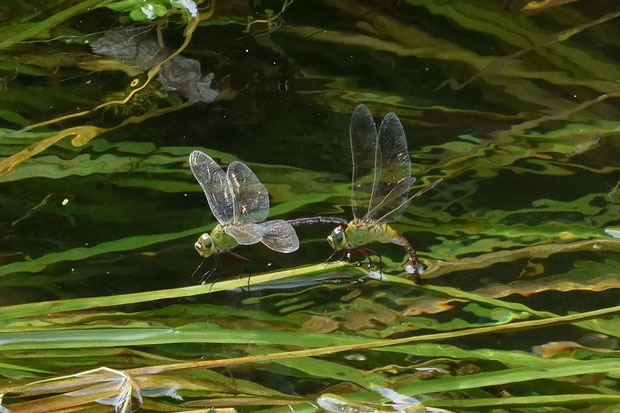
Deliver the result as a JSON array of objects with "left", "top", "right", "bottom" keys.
[{"left": 522, "top": 0, "right": 578, "bottom": 13}]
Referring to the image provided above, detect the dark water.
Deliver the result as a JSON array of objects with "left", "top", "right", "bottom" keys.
[{"left": 0, "top": 0, "right": 619, "bottom": 411}]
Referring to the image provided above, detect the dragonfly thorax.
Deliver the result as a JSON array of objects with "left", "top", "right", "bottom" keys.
[
  {"left": 330, "top": 220, "right": 399, "bottom": 250},
  {"left": 194, "top": 225, "right": 239, "bottom": 257}
]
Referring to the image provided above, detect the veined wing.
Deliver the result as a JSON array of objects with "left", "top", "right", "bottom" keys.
[
  {"left": 350, "top": 104, "right": 379, "bottom": 220},
  {"left": 189, "top": 150, "right": 235, "bottom": 225},
  {"left": 225, "top": 221, "right": 265, "bottom": 245},
  {"left": 364, "top": 176, "right": 416, "bottom": 223},
  {"left": 362, "top": 110, "right": 411, "bottom": 223},
  {"left": 259, "top": 220, "right": 299, "bottom": 253},
  {"left": 374, "top": 178, "right": 443, "bottom": 224},
  {"left": 226, "top": 161, "right": 269, "bottom": 224}
]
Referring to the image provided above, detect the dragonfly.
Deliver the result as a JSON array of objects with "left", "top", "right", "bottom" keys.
[
  {"left": 189, "top": 150, "right": 299, "bottom": 259},
  {"left": 325, "top": 104, "right": 442, "bottom": 282}
]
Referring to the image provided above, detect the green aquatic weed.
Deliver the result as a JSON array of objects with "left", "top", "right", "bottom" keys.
[{"left": 105, "top": 0, "right": 198, "bottom": 22}]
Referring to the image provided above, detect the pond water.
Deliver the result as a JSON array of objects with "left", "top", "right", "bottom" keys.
[{"left": 0, "top": 0, "right": 619, "bottom": 412}]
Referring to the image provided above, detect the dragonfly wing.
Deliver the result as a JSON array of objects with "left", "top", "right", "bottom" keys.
[
  {"left": 225, "top": 222, "right": 265, "bottom": 245},
  {"left": 350, "top": 104, "right": 379, "bottom": 220},
  {"left": 365, "top": 176, "right": 416, "bottom": 222},
  {"left": 189, "top": 150, "right": 234, "bottom": 225},
  {"left": 259, "top": 220, "right": 299, "bottom": 253},
  {"left": 374, "top": 178, "right": 443, "bottom": 224},
  {"left": 363, "top": 111, "right": 412, "bottom": 222},
  {"left": 227, "top": 161, "right": 270, "bottom": 224}
]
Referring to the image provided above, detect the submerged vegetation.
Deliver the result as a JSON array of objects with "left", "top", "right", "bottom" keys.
[{"left": 0, "top": 0, "right": 619, "bottom": 412}]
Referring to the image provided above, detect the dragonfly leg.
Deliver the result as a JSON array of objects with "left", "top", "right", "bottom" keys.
[
  {"left": 235, "top": 261, "right": 252, "bottom": 293},
  {"left": 200, "top": 266, "right": 217, "bottom": 284},
  {"left": 201, "top": 253, "right": 222, "bottom": 284},
  {"left": 356, "top": 246, "right": 378, "bottom": 270},
  {"left": 237, "top": 271, "right": 252, "bottom": 293},
  {"left": 356, "top": 247, "right": 370, "bottom": 267},
  {"left": 190, "top": 258, "right": 207, "bottom": 279},
  {"left": 339, "top": 249, "right": 351, "bottom": 263},
  {"left": 393, "top": 234, "right": 422, "bottom": 284},
  {"left": 322, "top": 248, "right": 340, "bottom": 265}
]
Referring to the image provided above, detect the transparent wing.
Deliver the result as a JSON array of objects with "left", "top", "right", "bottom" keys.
[
  {"left": 259, "top": 220, "right": 300, "bottom": 253},
  {"left": 375, "top": 178, "right": 443, "bottom": 224},
  {"left": 189, "top": 150, "right": 234, "bottom": 225},
  {"left": 349, "top": 104, "right": 378, "bottom": 220},
  {"left": 225, "top": 222, "right": 265, "bottom": 245},
  {"left": 362, "top": 111, "right": 412, "bottom": 223},
  {"left": 364, "top": 176, "right": 416, "bottom": 223},
  {"left": 227, "top": 161, "right": 270, "bottom": 224}
]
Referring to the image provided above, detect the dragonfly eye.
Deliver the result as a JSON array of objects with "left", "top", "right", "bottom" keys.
[
  {"left": 327, "top": 226, "right": 346, "bottom": 250},
  {"left": 194, "top": 233, "right": 215, "bottom": 257}
]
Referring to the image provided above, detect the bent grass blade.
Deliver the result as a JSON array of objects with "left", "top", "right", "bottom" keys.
[
  {"left": 1, "top": 239, "right": 618, "bottom": 329},
  {"left": 0, "top": 262, "right": 361, "bottom": 320}
]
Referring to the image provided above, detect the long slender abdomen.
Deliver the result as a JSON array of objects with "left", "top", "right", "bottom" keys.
[
  {"left": 391, "top": 232, "right": 421, "bottom": 282},
  {"left": 288, "top": 216, "right": 349, "bottom": 227}
]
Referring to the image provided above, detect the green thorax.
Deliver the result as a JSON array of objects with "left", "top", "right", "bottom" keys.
[
  {"left": 212, "top": 224, "right": 238, "bottom": 250},
  {"left": 344, "top": 219, "right": 398, "bottom": 247}
]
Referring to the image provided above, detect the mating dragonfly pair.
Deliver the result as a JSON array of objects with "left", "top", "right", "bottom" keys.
[{"left": 189, "top": 104, "right": 442, "bottom": 282}]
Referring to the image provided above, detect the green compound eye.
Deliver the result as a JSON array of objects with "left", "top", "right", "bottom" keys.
[
  {"left": 194, "top": 233, "right": 215, "bottom": 257},
  {"left": 327, "top": 226, "right": 346, "bottom": 250}
]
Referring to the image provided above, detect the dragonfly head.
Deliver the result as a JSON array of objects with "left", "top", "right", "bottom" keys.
[
  {"left": 327, "top": 226, "right": 346, "bottom": 250},
  {"left": 194, "top": 232, "right": 216, "bottom": 257}
]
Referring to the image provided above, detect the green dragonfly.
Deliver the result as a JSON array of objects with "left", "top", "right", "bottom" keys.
[
  {"left": 189, "top": 150, "right": 299, "bottom": 258},
  {"left": 325, "top": 104, "right": 442, "bottom": 281}
]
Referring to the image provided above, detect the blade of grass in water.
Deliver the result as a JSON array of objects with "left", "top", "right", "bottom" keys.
[
  {"left": 0, "top": 262, "right": 362, "bottom": 320},
  {"left": 376, "top": 273, "right": 619, "bottom": 337},
  {"left": 0, "top": 0, "right": 116, "bottom": 49},
  {"left": 0, "top": 262, "right": 616, "bottom": 339},
  {"left": 1, "top": 304, "right": 614, "bottom": 386},
  {"left": 398, "top": 358, "right": 620, "bottom": 396},
  {"left": 2, "top": 307, "right": 618, "bottom": 411},
  {"left": 127, "top": 303, "right": 620, "bottom": 375},
  {"left": 0, "top": 227, "right": 209, "bottom": 278},
  {"left": 1, "top": 305, "right": 618, "bottom": 353},
  {"left": 424, "top": 394, "right": 620, "bottom": 408},
  {"left": 279, "top": 393, "right": 620, "bottom": 413}
]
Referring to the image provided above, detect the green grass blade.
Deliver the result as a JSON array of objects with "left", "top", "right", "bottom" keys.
[
  {"left": 425, "top": 394, "right": 620, "bottom": 408},
  {"left": 0, "top": 262, "right": 362, "bottom": 320},
  {"left": 399, "top": 358, "right": 620, "bottom": 396},
  {"left": 0, "top": 0, "right": 115, "bottom": 49},
  {"left": 0, "top": 227, "right": 208, "bottom": 278}
]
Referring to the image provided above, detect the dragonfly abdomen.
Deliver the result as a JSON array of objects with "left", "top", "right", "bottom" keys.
[{"left": 288, "top": 216, "right": 349, "bottom": 227}]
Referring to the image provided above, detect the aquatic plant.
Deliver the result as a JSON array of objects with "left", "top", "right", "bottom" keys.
[{"left": 105, "top": 0, "right": 200, "bottom": 22}]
